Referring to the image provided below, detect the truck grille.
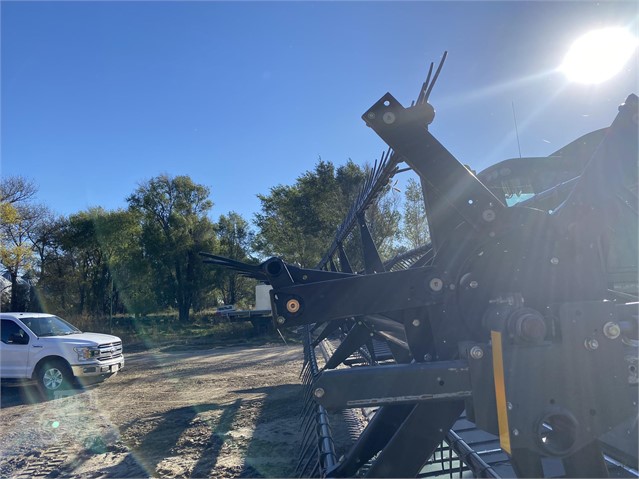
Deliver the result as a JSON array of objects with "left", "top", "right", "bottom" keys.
[{"left": 96, "top": 341, "right": 123, "bottom": 361}]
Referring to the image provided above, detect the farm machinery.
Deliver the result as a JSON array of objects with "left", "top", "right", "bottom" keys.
[{"left": 203, "top": 62, "right": 638, "bottom": 477}]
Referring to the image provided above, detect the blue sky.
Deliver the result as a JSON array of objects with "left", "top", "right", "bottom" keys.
[{"left": 2, "top": 1, "right": 638, "bottom": 223}]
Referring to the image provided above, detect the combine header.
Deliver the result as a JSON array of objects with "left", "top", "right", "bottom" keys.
[{"left": 203, "top": 59, "right": 638, "bottom": 478}]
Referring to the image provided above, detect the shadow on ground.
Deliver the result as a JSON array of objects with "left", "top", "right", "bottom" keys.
[
  {"left": 0, "top": 381, "right": 87, "bottom": 408},
  {"left": 90, "top": 401, "right": 242, "bottom": 478},
  {"left": 235, "top": 383, "right": 304, "bottom": 478},
  {"left": 81, "top": 384, "right": 303, "bottom": 478}
]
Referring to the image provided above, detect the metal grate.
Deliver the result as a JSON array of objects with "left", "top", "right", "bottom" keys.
[{"left": 96, "top": 341, "right": 123, "bottom": 361}]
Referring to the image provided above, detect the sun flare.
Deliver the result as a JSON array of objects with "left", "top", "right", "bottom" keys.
[{"left": 560, "top": 27, "right": 638, "bottom": 84}]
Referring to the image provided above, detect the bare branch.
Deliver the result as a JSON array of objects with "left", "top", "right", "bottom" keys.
[{"left": 0, "top": 176, "right": 38, "bottom": 204}]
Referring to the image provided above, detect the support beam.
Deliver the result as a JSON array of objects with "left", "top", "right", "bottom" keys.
[{"left": 313, "top": 360, "right": 471, "bottom": 409}]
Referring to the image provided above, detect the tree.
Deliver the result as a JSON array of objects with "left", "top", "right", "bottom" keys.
[
  {"left": 402, "top": 178, "right": 430, "bottom": 249},
  {"left": 57, "top": 209, "right": 109, "bottom": 315},
  {"left": 0, "top": 205, "right": 52, "bottom": 311},
  {"left": 32, "top": 219, "right": 77, "bottom": 314},
  {"left": 216, "top": 212, "right": 256, "bottom": 307},
  {"left": 34, "top": 208, "right": 155, "bottom": 318},
  {"left": 51, "top": 208, "right": 146, "bottom": 317},
  {"left": 127, "top": 175, "right": 216, "bottom": 321},
  {"left": 0, "top": 176, "right": 50, "bottom": 311},
  {"left": 0, "top": 176, "right": 37, "bottom": 204},
  {"left": 0, "top": 204, "right": 36, "bottom": 310},
  {"left": 104, "top": 209, "right": 159, "bottom": 317},
  {"left": 254, "top": 159, "right": 366, "bottom": 267},
  {"left": 26, "top": 210, "right": 65, "bottom": 312},
  {"left": 363, "top": 185, "right": 402, "bottom": 260}
]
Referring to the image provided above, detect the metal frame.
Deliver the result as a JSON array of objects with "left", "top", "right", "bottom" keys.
[{"left": 203, "top": 59, "right": 638, "bottom": 477}]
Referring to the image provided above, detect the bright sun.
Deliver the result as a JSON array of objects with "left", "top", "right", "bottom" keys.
[{"left": 560, "top": 27, "right": 638, "bottom": 84}]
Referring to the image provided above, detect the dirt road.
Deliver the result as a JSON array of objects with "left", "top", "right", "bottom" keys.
[{"left": 0, "top": 343, "right": 305, "bottom": 478}]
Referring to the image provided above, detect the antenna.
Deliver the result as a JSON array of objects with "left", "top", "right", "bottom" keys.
[{"left": 512, "top": 101, "right": 522, "bottom": 158}]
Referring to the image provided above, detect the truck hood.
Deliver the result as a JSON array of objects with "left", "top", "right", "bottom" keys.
[{"left": 38, "top": 332, "right": 121, "bottom": 346}]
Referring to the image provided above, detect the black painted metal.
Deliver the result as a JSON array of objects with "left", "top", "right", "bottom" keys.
[
  {"left": 337, "top": 243, "right": 353, "bottom": 274},
  {"left": 271, "top": 266, "right": 443, "bottom": 326},
  {"left": 498, "top": 301, "right": 635, "bottom": 457},
  {"left": 322, "top": 320, "right": 373, "bottom": 370},
  {"left": 327, "top": 403, "right": 416, "bottom": 477},
  {"left": 444, "top": 430, "right": 500, "bottom": 478},
  {"left": 562, "top": 441, "right": 609, "bottom": 478},
  {"left": 311, "top": 319, "right": 345, "bottom": 347},
  {"left": 313, "top": 360, "right": 471, "bottom": 409},
  {"left": 296, "top": 326, "right": 337, "bottom": 477},
  {"left": 364, "top": 401, "right": 466, "bottom": 477},
  {"left": 357, "top": 212, "right": 386, "bottom": 274},
  {"left": 203, "top": 61, "right": 638, "bottom": 478},
  {"left": 362, "top": 93, "right": 505, "bottom": 245}
]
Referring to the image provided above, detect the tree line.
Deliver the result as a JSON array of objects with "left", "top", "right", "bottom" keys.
[{"left": 1, "top": 160, "right": 429, "bottom": 321}]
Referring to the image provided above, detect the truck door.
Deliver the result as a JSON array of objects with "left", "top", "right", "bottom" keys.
[{"left": 0, "top": 319, "right": 31, "bottom": 378}]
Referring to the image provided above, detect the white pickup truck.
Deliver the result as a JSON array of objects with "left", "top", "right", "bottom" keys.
[{"left": 0, "top": 312, "right": 124, "bottom": 394}]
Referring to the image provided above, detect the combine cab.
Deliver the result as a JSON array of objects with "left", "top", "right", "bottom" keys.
[{"left": 204, "top": 64, "right": 638, "bottom": 477}]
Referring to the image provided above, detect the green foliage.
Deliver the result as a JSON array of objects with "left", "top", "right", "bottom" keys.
[
  {"left": 254, "top": 159, "right": 405, "bottom": 270},
  {"left": 363, "top": 183, "right": 402, "bottom": 260},
  {"left": 4, "top": 173, "right": 245, "bottom": 323},
  {"left": 1, "top": 162, "right": 409, "bottom": 329},
  {"left": 402, "top": 178, "right": 430, "bottom": 249},
  {"left": 215, "top": 212, "right": 257, "bottom": 307},
  {"left": 127, "top": 174, "right": 217, "bottom": 321},
  {"left": 33, "top": 208, "right": 143, "bottom": 316},
  {"left": 254, "top": 159, "right": 367, "bottom": 267}
]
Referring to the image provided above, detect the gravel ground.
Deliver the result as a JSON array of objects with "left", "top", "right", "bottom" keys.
[{"left": 0, "top": 342, "right": 306, "bottom": 478}]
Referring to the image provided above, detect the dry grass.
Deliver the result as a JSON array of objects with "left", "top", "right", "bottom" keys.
[{"left": 62, "top": 313, "right": 277, "bottom": 350}]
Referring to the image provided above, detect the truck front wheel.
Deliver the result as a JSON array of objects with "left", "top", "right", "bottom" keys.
[{"left": 37, "top": 360, "right": 73, "bottom": 395}]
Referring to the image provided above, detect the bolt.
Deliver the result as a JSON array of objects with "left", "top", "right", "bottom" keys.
[
  {"left": 302, "top": 274, "right": 308, "bottom": 280},
  {"left": 512, "top": 429, "right": 519, "bottom": 436},
  {"left": 412, "top": 319, "right": 421, "bottom": 327},
  {"left": 276, "top": 316, "right": 286, "bottom": 325},
  {"left": 314, "top": 388, "right": 325, "bottom": 398},
  {"left": 550, "top": 257, "right": 559, "bottom": 265},
  {"left": 367, "top": 112, "right": 376, "bottom": 120},
  {"left": 449, "top": 284, "right": 456, "bottom": 290},
  {"left": 286, "top": 298, "right": 300, "bottom": 313},
  {"left": 429, "top": 277, "right": 444, "bottom": 292},
  {"left": 469, "top": 280, "right": 479, "bottom": 289},
  {"left": 482, "top": 209, "right": 496, "bottom": 222},
  {"left": 584, "top": 338, "right": 599, "bottom": 350},
  {"left": 382, "top": 111, "right": 396, "bottom": 124},
  {"left": 507, "top": 402, "right": 513, "bottom": 410},
  {"left": 603, "top": 322, "right": 621, "bottom": 340},
  {"left": 423, "top": 353, "right": 432, "bottom": 361},
  {"left": 469, "top": 346, "right": 484, "bottom": 360}
]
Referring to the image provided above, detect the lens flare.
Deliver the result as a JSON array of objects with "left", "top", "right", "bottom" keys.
[{"left": 560, "top": 27, "right": 638, "bottom": 84}]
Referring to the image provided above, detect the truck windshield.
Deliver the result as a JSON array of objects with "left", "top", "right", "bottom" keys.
[{"left": 20, "top": 316, "right": 82, "bottom": 337}]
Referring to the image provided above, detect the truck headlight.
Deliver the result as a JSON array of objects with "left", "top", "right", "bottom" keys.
[{"left": 74, "top": 347, "right": 100, "bottom": 361}]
